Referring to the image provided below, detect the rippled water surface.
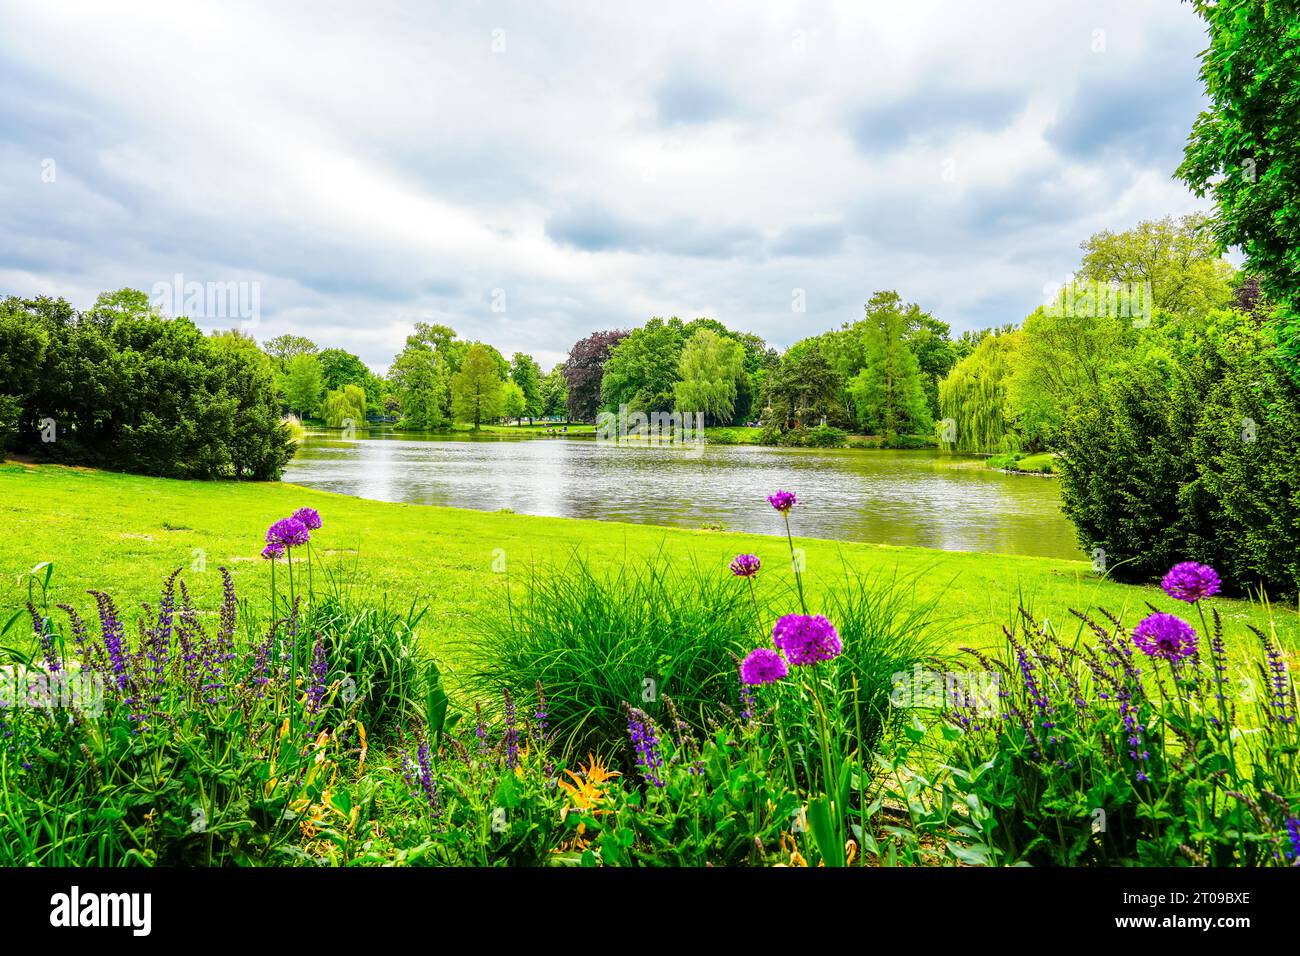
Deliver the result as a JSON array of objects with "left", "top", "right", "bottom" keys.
[{"left": 285, "top": 431, "right": 1082, "bottom": 559}]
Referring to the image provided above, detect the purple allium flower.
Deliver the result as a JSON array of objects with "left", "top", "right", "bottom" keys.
[
  {"left": 1160, "top": 562, "right": 1222, "bottom": 603},
  {"left": 292, "top": 507, "right": 323, "bottom": 531},
  {"left": 266, "top": 517, "right": 310, "bottom": 549},
  {"left": 1131, "top": 612, "right": 1198, "bottom": 663},
  {"left": 626, "top": 705, "right": 665, "bottom": 787},
  {"left": 261, "top": 542, "right": 284, "bottom": 560},
  {"left": 729, "top": 553, "right": 761, "bottom": 578},
  {"left": 767, "top": 490, "right": 797, "bottom": 513},
  {"left": 771, "top": 613, "right": 842, "bottom": 666},
  {"left": 503, "top": 687, "right": 519, "bottom": 770},
  {"left": 740, "top": 647, "right": 789, "bottom": 685}
]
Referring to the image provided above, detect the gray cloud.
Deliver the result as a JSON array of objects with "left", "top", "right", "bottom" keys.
[{"left": 0, "top": 0, "right": 1218, "bottom": 369}]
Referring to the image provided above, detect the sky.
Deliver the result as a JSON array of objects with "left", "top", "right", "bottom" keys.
[{"left": 0, "top": 1, "right": 1215, "bottom": 371}]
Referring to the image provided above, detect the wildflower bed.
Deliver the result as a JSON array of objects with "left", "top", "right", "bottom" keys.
[{"left": 2, "top": 485, "right": 1296, "bottom": 866}]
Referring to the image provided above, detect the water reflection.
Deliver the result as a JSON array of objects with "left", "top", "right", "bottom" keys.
[{"left": 284, "top": 430, "right": 1082, "bottom": 559}]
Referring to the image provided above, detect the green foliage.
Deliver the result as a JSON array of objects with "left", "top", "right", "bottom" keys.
[
  {"left": 509, "top": 352, "right": 544, "bottom": 422},
  {"left": 0, "top": 559, "right": 425, "bottom": 865},
  {"left": 1178, "top": 1, "right": 1300, "bottom": 356},
  {"left": 916, "top": 605, "right": 1300, "bottom": 866},
  {"left": 844, "top": 293, "right": 932, "bottom": 439},
  {"left": 0, "top": 292, "right": 291, "bottom": 479},
  {"left": 463, "top": 554, "right": 753, "bottom": 760},
  {"left": 776, "top": 423, "right": 848, "bottom": 448},
  {"left": 450, "top": 344, "right": 504, "bottom": 430},
  {"left": 388, "top": 345, "right": 450, "bottom": 429},
  {"left": 673, "top": 328, "right": 745, "bottom": 424},
  {"left": 1077, "top": 213, "right": 1235, "bottom": 318},
  {"left": 500, "top": 381, "right": 527, "bottom": 422},
  {"left": 1059, "top": 317, "right": 1300, "bottom": 595},
  {"left": 938, "top": 331, "right": 1022, "bottom": 454},
  {"left": 761, "top": 339, "right": 844, "bottom": 431},
  {"left": 282, "top": 353, "right": 324, "bottom": 418},
  {"left": 318, "top": 348, "right": 385, "bottom": 416},
  {"left": 540, "top": 365, "right": 568, "bottom": 418},
  {"left": 322, "top": 383, "right": 367, "bottom": 429},
  {"left": 263, "top": 333, "right": 318, "bottom": 369},
  {"left": 600, "top": 317, "right": 686, "bottom": 413}
]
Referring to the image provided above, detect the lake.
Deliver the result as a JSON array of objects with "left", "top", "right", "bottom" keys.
[{"left": 284, "top": 431, "right": 1083, "bottom": 559}]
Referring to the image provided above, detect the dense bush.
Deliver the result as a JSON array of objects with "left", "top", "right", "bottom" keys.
[
  {"left": 1058, "top": 319, "right": 1300, "bottom": 595},
  {"left": 776, "top": 423, "right": 848, "bottom": 448},
  {"left": 0, "top": 291, "right": 292, "bottom": 478}
]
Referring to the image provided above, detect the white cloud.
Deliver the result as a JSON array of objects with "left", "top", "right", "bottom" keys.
[{"left": 0, "top": 0, "right": 1216, "bottom": 370}]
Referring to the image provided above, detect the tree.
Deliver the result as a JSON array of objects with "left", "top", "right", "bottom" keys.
[
  {"left": 673, "top": 329, "right": 744, "bottom": 424},
  {"left": 1004, "top": 304, "right": 1132, "bottom": 449},
  {"left": 3, "top": 291, "right": 291, "bottom": 479},
  {"left": 388, "top": 347, "right": 449, "bottom": 429},
  {"left": 510, "top": 352, "right": 544, "bottom": 423},
  {"left": 282, "top": 353, "right": 324, "bottom": 418},
  {"left": 600, "top": 317, "right": 687, "bottom": 413},
  {"left": 263, "top": 333, "right": 318, "bottom": 369},
  {"left": 0, "top": 297, "right": 51, "bottom": 452},
  {"left": 207, "top": 329, "right": 294, "bottom": 478},
  {"left": 318, "top": 347, "right": 385, "bottom": 416},
  {"left": 500, "top": 381, "right": 527, "bottom": 423},
  {"left": 1077, "top": 214, "right": 1234, "bottom": 318},
  {"left": 761, "top": 340, "right": 844, "bottom": 431},
  {"left": 322, "top": 384, "right": 367, "bottom": 429},
  {"left": 562, "top": 330, "right": 628, "bottom": 423},
  {"left": 450, "top": 344, "right": 504, "bottom": 430},
  {"left": 1057, "top": 315, "right": 1300, "bottom": 595},
  {"left": 1178, "top": 0, "right": 1300, "bottom": 357},
  {"left": 842, "top": 292, "right": 932, "bottom": 439},
  {"left": 938, "top": 331, "right": 1023, "bottom": 453},
  {"left": 541, "top": 365, "right": 569, "bottom": 418}
]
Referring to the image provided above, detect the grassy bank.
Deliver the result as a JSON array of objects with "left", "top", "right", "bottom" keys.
[{"left": 1, "top": 463, "right": 1293, "bottom": 672}]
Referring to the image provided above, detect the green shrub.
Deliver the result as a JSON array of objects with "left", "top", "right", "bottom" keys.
[
  {"left": 1058, "top": 320, "right": 1300, "bottom": 595},
  {"left": 777, "top": 423, "right": 848, "bottom": 448}
]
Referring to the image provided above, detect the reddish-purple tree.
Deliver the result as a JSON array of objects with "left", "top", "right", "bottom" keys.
[{"left": 562, "top": 329, "right": 628, "bottom": 423}]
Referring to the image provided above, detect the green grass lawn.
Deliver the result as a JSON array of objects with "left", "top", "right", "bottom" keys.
[
  {"left": 1, "top": 463, "right": 1293, "bottom": 676},
  {"left": 986, "top": 451, "right": 1057, "bottom": 474}
]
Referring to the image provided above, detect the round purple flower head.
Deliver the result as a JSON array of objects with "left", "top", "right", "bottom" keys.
[
  {"left": 261, "top": 542, "right": 284, "bottom": 560},
  {"left": 1132, "top": 612, "right": 1198, "bottom": 663},
  {"left": 1160, "top": 561, "right": 1221, "bottom": 604},
  {"left": 292, "top": 507, "right": 323, "bottom": 531},
  {"left": 266, "top": 516, "right": 310, "bottom": 549},
  {"left": 740, "top": 647, "right": 788, "bottom": 685},
  {"left": 767, "top": 490, "right": 797, "bottom": 513},
  {"left": 772, "top": 613, "right": 843, "bottom": 666},
  {"left": 730, "top": 553, "right": 761, "bottom": 578}
]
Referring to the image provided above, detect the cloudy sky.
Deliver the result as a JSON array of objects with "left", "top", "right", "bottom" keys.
[{"left": 0, "top": 1, "right": 1214, "bottom": 371}]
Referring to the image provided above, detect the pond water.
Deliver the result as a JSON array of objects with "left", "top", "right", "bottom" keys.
[{"left": 284, "top": 431, "right": 1083, "bottom": 560}]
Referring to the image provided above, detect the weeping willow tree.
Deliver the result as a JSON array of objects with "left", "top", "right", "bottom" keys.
[
  {"left": 938, "top": 331, "right": 1023, "bottom": 453},
  {"left": 323, "top": 383, "right": 367, "bottom": 429}
]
